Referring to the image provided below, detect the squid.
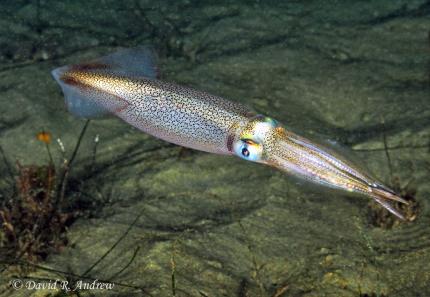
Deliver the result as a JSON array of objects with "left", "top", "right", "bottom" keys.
[{"left": 52, "top": 47, "right": 408, "bottom": 219}]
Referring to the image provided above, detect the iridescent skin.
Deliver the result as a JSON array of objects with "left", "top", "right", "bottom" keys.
[
  {"left": 60, "top": 69, "right": 252, "bottom": 155},
  {"left": 52, "top": 49, "right": 407, "bottom": 219},
  {"left": 232, "top": 116, "right": 407, "bottom": 219}
]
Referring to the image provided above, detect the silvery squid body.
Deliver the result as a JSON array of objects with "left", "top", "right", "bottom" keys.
[{"left": 52, "top": 47, "right": 408, "bottom": 219}]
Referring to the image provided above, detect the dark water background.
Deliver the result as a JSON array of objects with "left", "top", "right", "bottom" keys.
[{"left": 0, "top": 1, "right": 429, "bottom": 296}]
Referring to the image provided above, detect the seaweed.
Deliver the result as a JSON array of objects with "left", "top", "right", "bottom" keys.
[
  {"left": 0, "top": 122, "right": 157, "bottom": 294},
  {"left": 0, "top": 212, "right": 152, "bottom": 296},
  {"left": 367, "top": 119, "right": 420, "bottom": 229},
  {"left": 0, "top": 120, "right": 90, "bottom": 264}
]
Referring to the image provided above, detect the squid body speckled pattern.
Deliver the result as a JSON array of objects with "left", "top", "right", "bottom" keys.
[{"left": 52, "top": 47, "right": 408, "bottom": 219}]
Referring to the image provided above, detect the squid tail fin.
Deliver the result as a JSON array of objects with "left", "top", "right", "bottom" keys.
[{"left": 51, "top": 46, "right": 159, "bottom": 119}]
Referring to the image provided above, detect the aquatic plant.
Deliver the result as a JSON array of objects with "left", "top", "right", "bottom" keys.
[
  {"left": 366, "top": 120, "right": 419, "bottom": 229},
  {"left": 0, "top": 121, "right": 89, "bottom": 263}
]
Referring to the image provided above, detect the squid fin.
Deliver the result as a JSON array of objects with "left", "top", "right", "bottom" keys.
[
  {"left": 51, "top": 66, "right": 129, "bottom": 118},
  {"left": 94, "top": 46, "right": 159, "bottom": 79},
  {"left": 53, "top": 67, "right": 108, "bottom": 118},
  {"left": 51, "top": 47, "right": 158, "bottom": 118}
]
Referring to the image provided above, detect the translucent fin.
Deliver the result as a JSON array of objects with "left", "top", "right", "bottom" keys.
[
  {"left": 51, "top": 46, "right": 158, "bottom": 118},
  {"left": 95, "top": 46, "right": 159, "bottom": 79},
  {"left": 51, "top": 66, "right": 129, "bottom": 119}
]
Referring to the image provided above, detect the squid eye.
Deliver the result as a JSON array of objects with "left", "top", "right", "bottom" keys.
[
  {"left": 241, "top": 147, "right": 250, "bottom": 157},
  {"left": 233, "top": 139, "right": 263, "bottom": 162}
]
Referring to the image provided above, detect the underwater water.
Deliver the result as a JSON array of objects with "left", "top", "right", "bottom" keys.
[{"left": 0, "top": 0, "right": 429, "bottom": 296}]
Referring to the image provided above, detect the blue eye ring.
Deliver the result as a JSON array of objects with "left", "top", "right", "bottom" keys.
[{"left": 233, "top": 140, "right": 263, "bottom": 162}]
